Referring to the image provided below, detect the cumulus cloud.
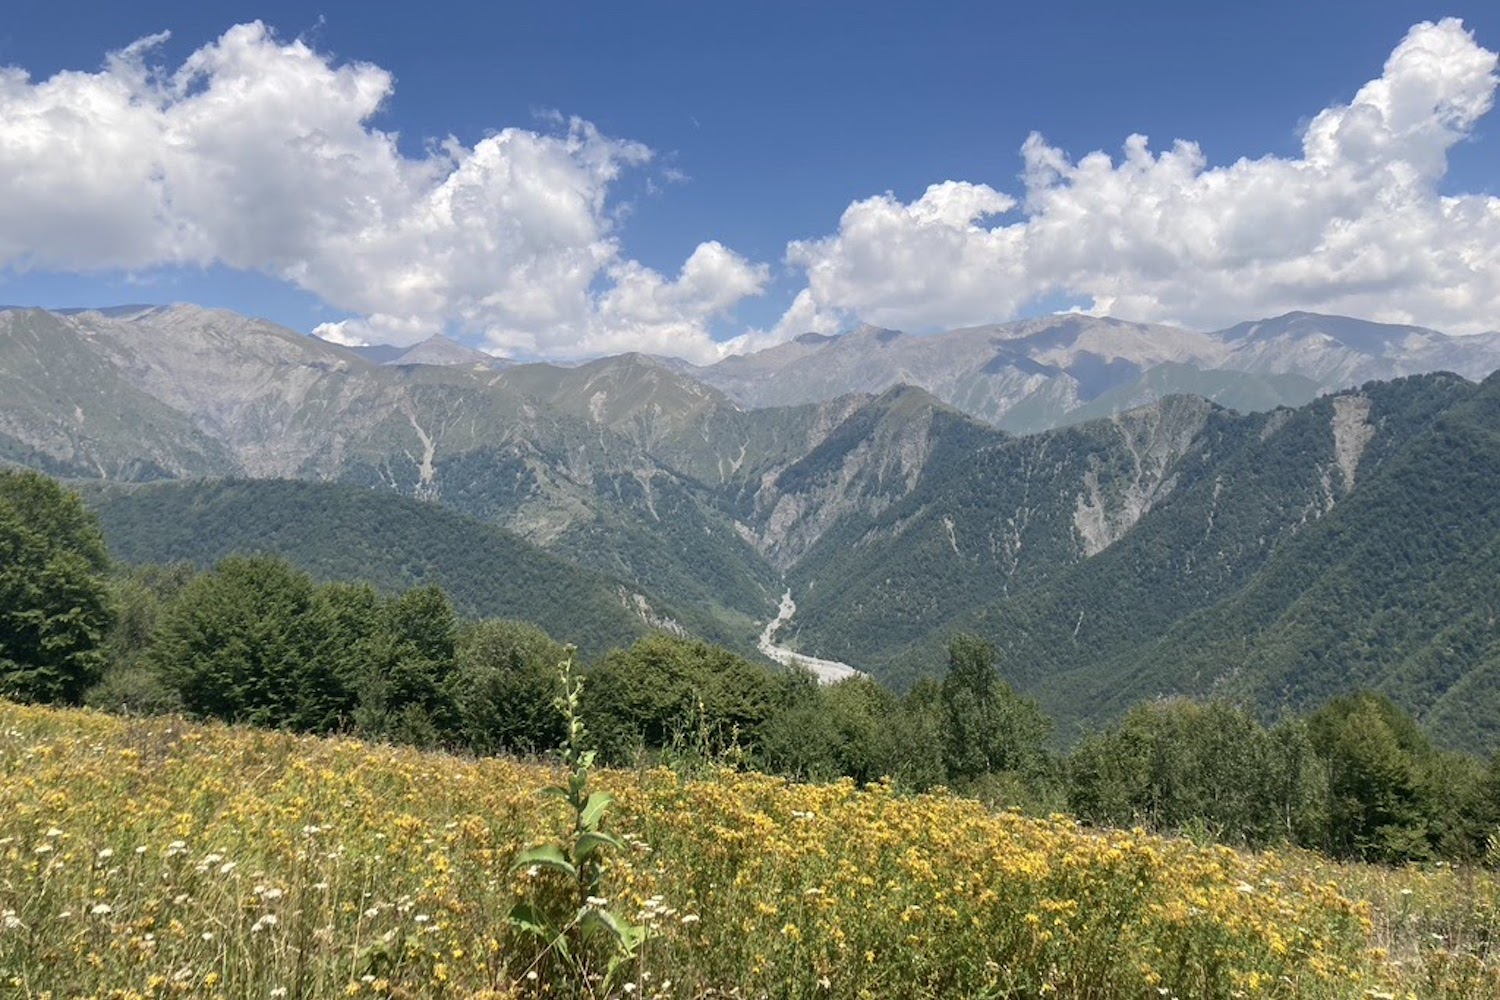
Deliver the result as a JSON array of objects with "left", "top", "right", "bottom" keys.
[
  {"left": 781, "top": 18, "right": 1500, "bottom": 337},
  {"left": 0, "top": 22, "right": 764, "bottom": 360},
  {"left": 309, "top": 320, "right": 372, "bottom": 348}
]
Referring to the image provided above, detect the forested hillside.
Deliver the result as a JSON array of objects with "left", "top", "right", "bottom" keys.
[
  {"left": 84, "top": 479, "right": 676, "bottom": 657},
  {"left": 874, "top": 373, "right": 1500, "bottom": 749}
]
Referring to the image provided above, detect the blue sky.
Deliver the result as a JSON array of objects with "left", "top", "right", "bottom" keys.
[{"left": 1, "top": 2, "right": 1498, "bottom": 359}]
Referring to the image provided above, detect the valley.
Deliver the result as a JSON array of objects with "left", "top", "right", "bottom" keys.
[{"left": 755, "top": 589, "right": 864, "bottom": 683}]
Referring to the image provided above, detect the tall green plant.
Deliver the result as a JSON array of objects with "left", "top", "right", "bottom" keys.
[{"left": 507, "top": 655, "right": 646, "bottom": 991}]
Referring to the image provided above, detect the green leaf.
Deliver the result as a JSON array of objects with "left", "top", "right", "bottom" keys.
[
  {"left": 572, "top": 829, "right": 624, "bottom": 863},
  {"left": 580, "top": 906, "right": 647, "bottom": 956},
  {"left": 508, "top": 843, "right": 577, "bottom": 879},
  {"left": 578, "top": 790, "right": 614, "bottom": 832},
  {"left": 505, "top": 902, "right": 552, "bottom": 940}
]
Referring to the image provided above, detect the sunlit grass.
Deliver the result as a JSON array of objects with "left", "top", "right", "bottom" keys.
[{"left": 2, "top": 701, "right": 1497, "bottom": 998}]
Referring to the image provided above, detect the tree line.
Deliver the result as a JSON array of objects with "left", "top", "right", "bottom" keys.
[{"left": 5, "top": 467, "right": 1499, "bottom": 865}]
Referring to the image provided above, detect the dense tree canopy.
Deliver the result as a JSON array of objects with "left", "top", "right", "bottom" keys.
[
  {"left": 148, "top": 555, "right": 330, "bottom": 727},
  {"left": 446, "top": 618, "right": 570, "bottom": 756},
  {"left": 1067, "top": 700, "right": 1328, "bottom": 848},
  {"left": 0, "top": 469, "right": 114, "bottom": 703},
  {"left": 940, "top": 634, "right": 1051, "bottom": 786}
]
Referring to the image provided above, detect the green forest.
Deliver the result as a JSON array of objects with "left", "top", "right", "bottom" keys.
[{"left": 7, "top": 467, "right": 1500, "bottom": 867}]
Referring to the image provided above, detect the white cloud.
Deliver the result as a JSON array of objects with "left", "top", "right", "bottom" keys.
[
  {"left": 781, "top": 18, "right": 1500, "bottom": 337},
  {"left": 784, "top": 181, "right": 1027, "bottom": 334},
  {"left": 7, "top": 18, "right": 1498, "bottom": 362},
  {"left": 593, "top": 241, "right": 769, "bottom": 356},
  {"left": 310, "top": 321, "right": 368, "bottom": 348},
  {"left": 0, "top": 22, "right": 764, "bottom": 360}
]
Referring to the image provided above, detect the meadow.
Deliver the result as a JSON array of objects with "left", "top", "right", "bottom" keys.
[{"left": 2, "top": 700, "right": 1498, "bottom": 1000}]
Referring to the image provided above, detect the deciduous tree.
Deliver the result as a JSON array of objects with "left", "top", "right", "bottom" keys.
[{"left": 0, "top": 470, "right": 113, "bottom": 703}]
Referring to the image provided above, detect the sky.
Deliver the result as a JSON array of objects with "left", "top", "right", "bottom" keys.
[{"left": 1, "top": 1, "right": 1498, "bottom": 362}]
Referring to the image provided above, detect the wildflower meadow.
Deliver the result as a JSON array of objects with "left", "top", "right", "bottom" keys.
[{"left": 2, "top": 701, "right": 1497, "bottom": 999}]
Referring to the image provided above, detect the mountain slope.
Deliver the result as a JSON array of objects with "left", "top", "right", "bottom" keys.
[
  {"left": 898, "top": 374, "right": 1493, "bottom": 747},
  {"left": 83, "top": 478, "right": 686, "bottom": 659},
  {"left": 782, "top": 394, "right": 1219, "bottom": 671},
  {"left": 1, "top": 308, "right": 790, "bottom": 643},
  {"left": 387, "top": 334, "right": 507, "bottom": 368},
  {"left": 1218, "top": 312, "right": 1500, "bottom": 385},
  {"left": 9, "top": 304, "right": 1500, "bottom": 744},
  {"left": 1121, "top": 372, "right": 1500, "bottom": 750},
  {"left": 0, "top": 309, "right": 240, "bottom": 480},
  {"left": 688, "top": 316, "right": 1239, "bottom": 431}
]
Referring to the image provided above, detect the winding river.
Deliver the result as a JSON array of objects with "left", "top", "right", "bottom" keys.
[{"left": 757, "top": 590, "right": 865, "bottom": 684}]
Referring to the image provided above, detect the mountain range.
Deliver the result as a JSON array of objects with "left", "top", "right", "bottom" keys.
[
  {"left": 674, "top": 312, "right": 1500, "bottom": 433},
  {"left": 5, "top": 303, "right": 1500, "bottom": 749}
]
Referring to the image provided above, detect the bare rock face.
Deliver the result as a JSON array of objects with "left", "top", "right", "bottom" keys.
[
  {"left": 0, "top": 309, "right": 240, "bottom": 479},
  {"left": 1219, "top": 312, "right": 1500, "bottom": 386},
  {"left": 64, "top": 305, "right": 395, "bottom": 477},
  {"left": 691, "top": 316, "right": 1235, "bottom": 431},
  {"left": 746, "top": 388, "right": 949, "bottom": 571},
  {"left": 387, "top": 334, "right": 505, "bottom": 369},
  {"left": 1331, "top": 393, "right": 1375, "bottom": 491},
  {"left": 1073, "top": 396, "right": 1213, "bottom": 556}
]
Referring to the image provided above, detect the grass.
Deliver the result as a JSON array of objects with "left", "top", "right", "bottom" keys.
[{"left": 1, "top": 700, "right": 1498, "bottom": 999}]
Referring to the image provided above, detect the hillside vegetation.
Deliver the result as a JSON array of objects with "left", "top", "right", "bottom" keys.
[
  {"left": 81, "top": 478, "right": 692, "bottom": 658},
  {"left": 798, "top": 372, "right": 1500, "bottom": 752},
  {"left": 953, "top": 373, "right": 1500, "bottom": 748},
  {"left": 3, "top": 701, "right": 1499, "bottom": 1000}
]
